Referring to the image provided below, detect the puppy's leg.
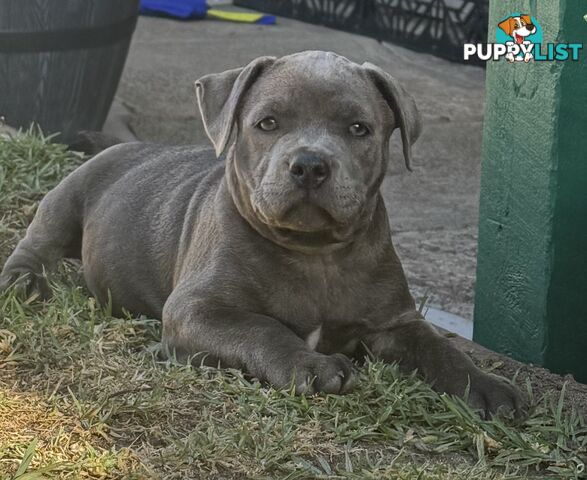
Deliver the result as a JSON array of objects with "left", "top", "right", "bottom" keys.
[
  {"left": 364, "top": 313, "right": 523, "bottom": 418},
  {"left": 0, "top": 183, "right": 82, "bottom": 298},
  {"left": 162, "top": 291, "right": 357, "bottom": 394}
]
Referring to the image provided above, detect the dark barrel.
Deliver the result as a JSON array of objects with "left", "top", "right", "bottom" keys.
[{"left": 0, "top": 0, "right": 139, "bottom": 143}]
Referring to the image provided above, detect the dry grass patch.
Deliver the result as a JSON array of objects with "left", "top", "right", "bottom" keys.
[{"left": 0, "top": 389, "right": 145, "bottom": 479}]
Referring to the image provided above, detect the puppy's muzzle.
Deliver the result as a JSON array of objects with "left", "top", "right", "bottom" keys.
[{"left": 289, "top": 152, "right": 330, "bottom": 189}]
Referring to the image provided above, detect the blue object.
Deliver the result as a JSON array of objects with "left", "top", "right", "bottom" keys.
[
  {"left": 254, "top": 15, "right": 276, "bottom": 25},
  {"left": 140, "top": 0, "right": 208, "bottom": 19}
]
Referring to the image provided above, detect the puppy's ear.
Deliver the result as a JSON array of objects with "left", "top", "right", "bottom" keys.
[
  {"left": 498, "top": 17, "right": 515, "bottom": 36},
  {"left": 520, "top": 14, "right": 532, "bottom": 26},
  {"left": 195, "top": 56, "right": 276, "bottom": 156},
  {"left": 362, "top": 62, "right": 422, "bottom": 171}
]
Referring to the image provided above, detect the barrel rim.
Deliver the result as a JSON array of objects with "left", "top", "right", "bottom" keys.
[{"left": 0, "top": 15, "right": 138, "bottom": 53}]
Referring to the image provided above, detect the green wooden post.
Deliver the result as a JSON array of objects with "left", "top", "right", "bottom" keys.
[{"left": 474, "top": 1, "right": 587, "bottom": 382}]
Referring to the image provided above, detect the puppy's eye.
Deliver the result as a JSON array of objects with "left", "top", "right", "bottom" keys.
[
  {"left": 256, "top": 117, "right": 278, "bottom": 132},
  {"left": 349, "top": 123, "right": 370, "bottom": 137}
]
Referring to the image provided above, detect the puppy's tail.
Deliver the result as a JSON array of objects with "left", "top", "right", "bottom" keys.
[{"left": 68, "top": 131, "right": 125, "bottom": 156}]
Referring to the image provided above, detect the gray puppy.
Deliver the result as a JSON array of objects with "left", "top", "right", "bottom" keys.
[{"left": 0, "top": 51, "right": 521, "bottom": 416}]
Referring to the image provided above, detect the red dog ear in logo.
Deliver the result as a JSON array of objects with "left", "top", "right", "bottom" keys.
[{"left": 498, "top": 17, "right": 516, "bottom": 36}]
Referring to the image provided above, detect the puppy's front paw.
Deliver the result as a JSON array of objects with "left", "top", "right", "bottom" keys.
[
  {"left": 428, "top": 359, "right": 524, "bottom": 418},
  {"left": 462, "top": 372, "right": 524, "bottom": 419},
  {"left": 287, "top": 352, "right": 357, "bottom": 395},
  {"left": 0, "top": 270, "right": 51, "bottom": 299}
]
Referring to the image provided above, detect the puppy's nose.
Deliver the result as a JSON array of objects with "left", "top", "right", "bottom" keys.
[{"left": 289, "top": 153, "right": 330, "bottom": 189}]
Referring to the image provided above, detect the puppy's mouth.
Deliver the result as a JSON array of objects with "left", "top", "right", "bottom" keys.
[
  {"left": 259, "top": 208, "right": 336, "bottom": 233},
  {"left": 278, "top": 202, "right": 337, "bottom": 230},
  {"left": 514, "top": 33, "right": 526, "bottom": 44},
  {"left": 254, "top": 201, "right": 350, "bottom": 247}
]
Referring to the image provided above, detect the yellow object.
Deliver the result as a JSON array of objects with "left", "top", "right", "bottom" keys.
[{"left": 207, "top": 8, "right": 268, "bottom": 23}]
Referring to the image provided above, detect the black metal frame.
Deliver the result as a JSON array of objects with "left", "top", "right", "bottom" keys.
[{"left": 234, "top": 0, "right": 488, "bottom": 65}]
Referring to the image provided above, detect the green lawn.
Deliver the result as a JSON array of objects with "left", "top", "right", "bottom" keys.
[{"left": 0, "top": 131, "right": 585, "bottom": 479}]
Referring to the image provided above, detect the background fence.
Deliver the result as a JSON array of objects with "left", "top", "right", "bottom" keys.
[{"left": 234, "top": 0, "right": 489, "bottom": 65}]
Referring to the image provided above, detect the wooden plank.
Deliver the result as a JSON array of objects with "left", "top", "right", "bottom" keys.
[{"left": 474, "top": 0, "right": 587, "bottom": 382}]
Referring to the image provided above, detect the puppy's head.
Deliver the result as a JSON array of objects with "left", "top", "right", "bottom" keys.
[
  {"left": 196, "top": 51, "right": 421, "bottom": 252},
  {"left": 498, "top": 15, "right": 536, "bottom": 42}
]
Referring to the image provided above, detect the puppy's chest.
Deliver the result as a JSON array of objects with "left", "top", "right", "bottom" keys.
[{"left": 264, "top": 259, "right": 383, "bottom": 346}]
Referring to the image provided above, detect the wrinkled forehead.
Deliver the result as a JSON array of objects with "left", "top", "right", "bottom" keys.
[{"left": 242, "top": 52, "right": 389, "bottom": 122}]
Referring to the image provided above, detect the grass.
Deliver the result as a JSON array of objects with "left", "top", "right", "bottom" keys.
[{"left": 0, "top": 130, "right": 585, "bottom": 479}]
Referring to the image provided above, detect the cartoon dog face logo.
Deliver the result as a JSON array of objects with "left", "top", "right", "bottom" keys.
[{"left": 498, "top": 15, "right": 538, "bottom": 62}]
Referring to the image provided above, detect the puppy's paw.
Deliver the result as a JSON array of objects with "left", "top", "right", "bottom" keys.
[
  {"left": 289, "top": 352, "right": 357, "bottom": 395},
  {"left": 465, "top": 372, "right": 524, "bottom": 419},
  {"left": 429, "top": 362, "right": 524, "bottom": 419},
  {"left": 0, "top": 270, "right": 51, "bottom": 300}
]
